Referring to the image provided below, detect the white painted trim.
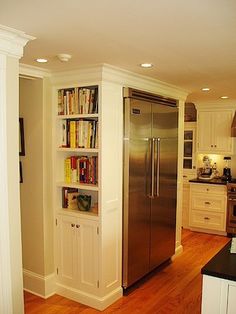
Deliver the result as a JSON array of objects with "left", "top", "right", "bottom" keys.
[
  {"left": 23, "top": 269, "right": 56, "bottom": 299},
  {"left": 0, "top": 53, "right": 13, "bottom": 314},
  {"left": 0, "top": 24, "right": 35, "bottom": 58},
  {"left": 172, "top": 244, "right": 183, "bottom": 260},
  {"left": 189, "top": 227, "right": 227, "bottom": 236},
  {"left": 195, "top": 102, "right": 236, "bottom": 110},
  {"left": 50, "top": 63, "right": 189, "bottom": 101},
  {"left": 57, "top": 283, "right": 123, "bottom": 311},
  {"left": 19, "top": 63, "right": 51, "bottom": 78}
]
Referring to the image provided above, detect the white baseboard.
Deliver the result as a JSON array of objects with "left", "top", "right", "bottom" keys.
[
  {"left": 57, "top": 283, "right": 123, "bottom": 311},
  {"left": 23, "top": 269, "right": 56, "bottom": 298},
  {"left": 172, "top": 243, "right": 183, "bottom": 260}
]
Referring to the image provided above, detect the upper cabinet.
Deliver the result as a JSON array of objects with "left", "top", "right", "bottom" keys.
[
  {"left": 183, "top": 122, "right": 196, "bottom": 172},
  {"left": 197, "top": 109, "right": 234, "bottom": 154}
]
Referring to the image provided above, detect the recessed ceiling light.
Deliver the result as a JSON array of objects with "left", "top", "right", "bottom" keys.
[
  {"left": 36, "top": 58, "right": 48, "bottom": 63},
  {"left": 220, "top": 96, "right": 229, "bottom": 99},
  {"left": 140, "top": 63, "right": 153, "bottom": 68},
  {"left": 201, "top": 87, "right": 210, "bottom": 91}
]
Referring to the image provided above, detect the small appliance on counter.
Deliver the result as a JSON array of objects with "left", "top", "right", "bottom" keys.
[
  {"left": 222, "top": 156, "right": 231, "bottom": 182},
  {"left": 198, "top": 155, "right": 214, "bottom": 181}
]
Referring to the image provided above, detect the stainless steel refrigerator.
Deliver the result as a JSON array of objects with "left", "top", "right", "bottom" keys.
[{"left": 123, "top": 88, "right": 178, "bottom": 289}]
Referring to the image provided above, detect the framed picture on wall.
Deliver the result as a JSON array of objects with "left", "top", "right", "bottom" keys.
[
  {"left": 19, "top": 161, "right": 23, "bottom": 183},
  {"left": 19, "top": 118, "right": 25, "bottom": 156}
]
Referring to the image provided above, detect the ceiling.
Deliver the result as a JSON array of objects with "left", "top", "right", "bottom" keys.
[{"left": 1, "top": 0, "right": 236, "bottom": 103}]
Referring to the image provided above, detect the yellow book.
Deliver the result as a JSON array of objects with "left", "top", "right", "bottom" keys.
[
  {"left": 70, "top": 121, "right": 76, "bottom": 148},
  {"left": 64, "top": 158, "right": 71, "bottom": 183}
]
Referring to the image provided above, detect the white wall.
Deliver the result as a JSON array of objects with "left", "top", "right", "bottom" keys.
[
  {"left": 19, "top": 75, "right": 55, "bottom": 297},
  {"left": 19, "top": 77, "right": 45, "bottom": 274}
]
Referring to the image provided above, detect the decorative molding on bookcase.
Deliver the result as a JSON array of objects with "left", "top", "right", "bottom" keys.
[
  {"left": 20, "top": 63, "right": 51, "bottom": 78},
  {"left": 0, "top": 24, "right": 35, "bottom": 58},
  {"left": 23, "top": 269, "right": 56, "bottom": 299},
  {"left": 50, "top": 63, "right": 188, "bottom": 101}
]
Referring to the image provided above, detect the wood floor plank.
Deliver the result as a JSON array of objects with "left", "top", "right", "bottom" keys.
[{"left": 24, "top": 229, "right": 230, "bottom": 313}]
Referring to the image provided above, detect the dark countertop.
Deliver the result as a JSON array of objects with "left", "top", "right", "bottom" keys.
[
  {"left": 189, "top": 178, "right": 227, "bottom": 185},
  {"left": 201, "top": 241, "right": 236, "bottom": 281}
]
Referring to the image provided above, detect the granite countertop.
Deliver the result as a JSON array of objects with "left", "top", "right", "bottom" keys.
[
  {"left": 189, "top": 178, "right": 227, "bottom": 185},
  {"left": 201, "top": 241, "right": 236, "bottom": 281}
]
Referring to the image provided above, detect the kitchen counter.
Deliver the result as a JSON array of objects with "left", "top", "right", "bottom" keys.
[
  {"left": 189, "top": 178, "right": 227, "bottom": 185},
  {"left": 201, "top": 241, "right": 236, "bottom": 281}
]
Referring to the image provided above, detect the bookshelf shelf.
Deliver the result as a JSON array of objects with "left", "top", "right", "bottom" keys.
[
  {"left": 57, "top": 208, "right": 99, "bottom": 220},
  {"left": 56, "top": 181, "right": 99, "bottom": 191},
  {"left": 57, "top": 147, "right": 99, "bottom": 154},
  {"left": 57, "top": 113, "right": 98, "bottom": 120}
]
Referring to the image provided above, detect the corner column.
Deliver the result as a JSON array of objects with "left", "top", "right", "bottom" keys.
[{"left": 0, "top": 24, "right": 34, "bottom": 314}]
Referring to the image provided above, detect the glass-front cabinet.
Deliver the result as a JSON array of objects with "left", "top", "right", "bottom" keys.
[{"left": 183, "top": 123, "right": 196, "bottom": 171}]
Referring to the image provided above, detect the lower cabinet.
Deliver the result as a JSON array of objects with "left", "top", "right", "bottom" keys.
[
  {"left": 182, "top": 171, "right": 197, "bottom": 229},
  {"left": 202, "top": 275, "right": 236, "bottom": 314},
  {"left": 189, "top": 183, "right": 227, "bottom": 234},
  {"left": 56, "top": 213, "right": 99, "bottom": 295}
]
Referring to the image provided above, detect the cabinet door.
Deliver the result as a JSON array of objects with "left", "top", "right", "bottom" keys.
[
  {"left": 227, "top": 284, "right": 236, "bottom": 314},
  {"left": 77, "top": 218, "right": 99, "bottom": 294},
  {"left": 57, "top": 215, "right": 78, "bottom": 288},
  {"left": 213, "top": 111, "right": 233, "bottom": 153},
  {"left": 197, "top": 111, "right": 213, "bottom": 152}
]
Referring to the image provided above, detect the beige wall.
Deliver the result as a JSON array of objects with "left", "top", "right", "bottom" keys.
[{"left": 19, "top": 77, "right": 45, "bottom": 275}]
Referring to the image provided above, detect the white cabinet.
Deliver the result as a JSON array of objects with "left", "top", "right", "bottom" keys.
[
  {"left": 197, "top": 110, "right": 233, "bottom": 154},
  {"left": 57, "top": 213, "right": 99, "bottom": 295},
  {"left": 182, "top": 122, "right": 196, "bottom": 229},
  {"left": 202, "top": 275, "right": 236, "bottom": 314},
  {"left": 53, "top": 78, "right": 123, "bottom": 310},
  {"left": 189, "top": 183, "right": 227, "bottom": 234},
  {"left": 183, "top": 122, "right": 196, "bottom": 172},
  {"left": 182, "top": 172, "right": 196, "bottom": 229}
]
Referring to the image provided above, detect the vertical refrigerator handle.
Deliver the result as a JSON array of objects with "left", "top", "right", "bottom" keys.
[
  {"left": 155, "top": 138, "right": 160, "bottom": 197},
  {"left": 149, "top": 138, "right": 155, "bottom": 198}
]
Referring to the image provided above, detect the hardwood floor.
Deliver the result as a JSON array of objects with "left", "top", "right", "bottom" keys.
[{"left": 24, "top": 229, "right": 230, "bottom": 314}]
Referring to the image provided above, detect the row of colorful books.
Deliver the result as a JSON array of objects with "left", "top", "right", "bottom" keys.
[
  {"left": 64, "top": 156, "right": 98, "bottom": 185},
  {"left": 58, "top": 86, "right": 98, "bottom": 115},
  {"left": 60, "top": 119, "right": 98, "bottom": 149}
]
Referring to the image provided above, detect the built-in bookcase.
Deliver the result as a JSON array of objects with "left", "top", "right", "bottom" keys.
[{"left": 55, "top": 85, "right": 99, "bottom": 217}]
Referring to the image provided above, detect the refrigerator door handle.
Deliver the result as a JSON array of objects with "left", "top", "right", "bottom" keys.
[
  {"left": 149, "top": 138, "right": 155, "bottom": 198},
  {"left": 155, "top": 138, "right": 160, "bottom": 197}
]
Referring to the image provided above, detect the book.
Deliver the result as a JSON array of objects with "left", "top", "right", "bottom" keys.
[
  {"left": 60, "top": 120, "right": 67, "bottom": 147},
  {"left": 69, "top": 120, "right": 76, "bottom": 148},
  {"left": 62, "top": 187, "right": 78, "bottom": 208},
  {"left": 68, "top": 191, "right": 79, "bottom": 210},
  {"left": 64, "top": 158, "right": 71, "bottom": 183}
]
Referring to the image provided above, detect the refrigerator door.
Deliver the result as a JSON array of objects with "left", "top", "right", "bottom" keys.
[
  {"left": 150, "top": 104, "right": 178, "bottom": 270},
  {"left": 123, "top": 98, "right": 152, "bottom": 288}
]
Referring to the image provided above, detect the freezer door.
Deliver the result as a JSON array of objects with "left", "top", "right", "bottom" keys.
[
  {"left": 123, "top": 98, "right": 152, "bottom": 288},
  {"left": 150, "top": 104, "right": 178, "bottom": 270}
]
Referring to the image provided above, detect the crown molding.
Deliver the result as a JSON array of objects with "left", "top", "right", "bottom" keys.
[
  {"left": 20, "top": 63, "right": 51, "bottom": 78},
  {"left": 0, "top": 24, "right": 35, "bottom": 58}
]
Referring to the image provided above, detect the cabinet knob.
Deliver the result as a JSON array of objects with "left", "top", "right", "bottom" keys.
[
  {"left": 211, "top": 145, "right": 213, "bottom": 147},
  {"left": 76, "top": 224, "right": 80, "bottom": 228},
  {"left": 71, "top": 223, "right": 75, "bottom": 228},
  {"left": 205, "top": 201, "right": 211, "bottom": 205},
  {"left": 206, "top": 188, "right": 209, "bottom": 191},
  {"left": 214, "top": 145, "right": 217, "bottom": 147},
  {"left": 204, "top": 217, "right": 210, "bottom": 220}
]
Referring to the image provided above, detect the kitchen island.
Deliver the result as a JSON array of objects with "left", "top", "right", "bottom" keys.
[{"left": 201, "top": 240, "right": 236, "bottom": 314}]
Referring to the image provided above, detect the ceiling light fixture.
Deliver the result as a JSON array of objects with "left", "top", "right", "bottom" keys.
[
  {"left": 57, "top": 54, "right": 72, "bottom": 62},
  {"left": 140, "top": 63, "right": 153, "bottom": 68},
  {"left": 36, "top": 58, "right": 48, "bottom": 63},
  {"left": 220, "top": 96, "right": 229, "bottom": 99},
  {"left": 201, "top": 87, "right": 210, "bottom": 91}
]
